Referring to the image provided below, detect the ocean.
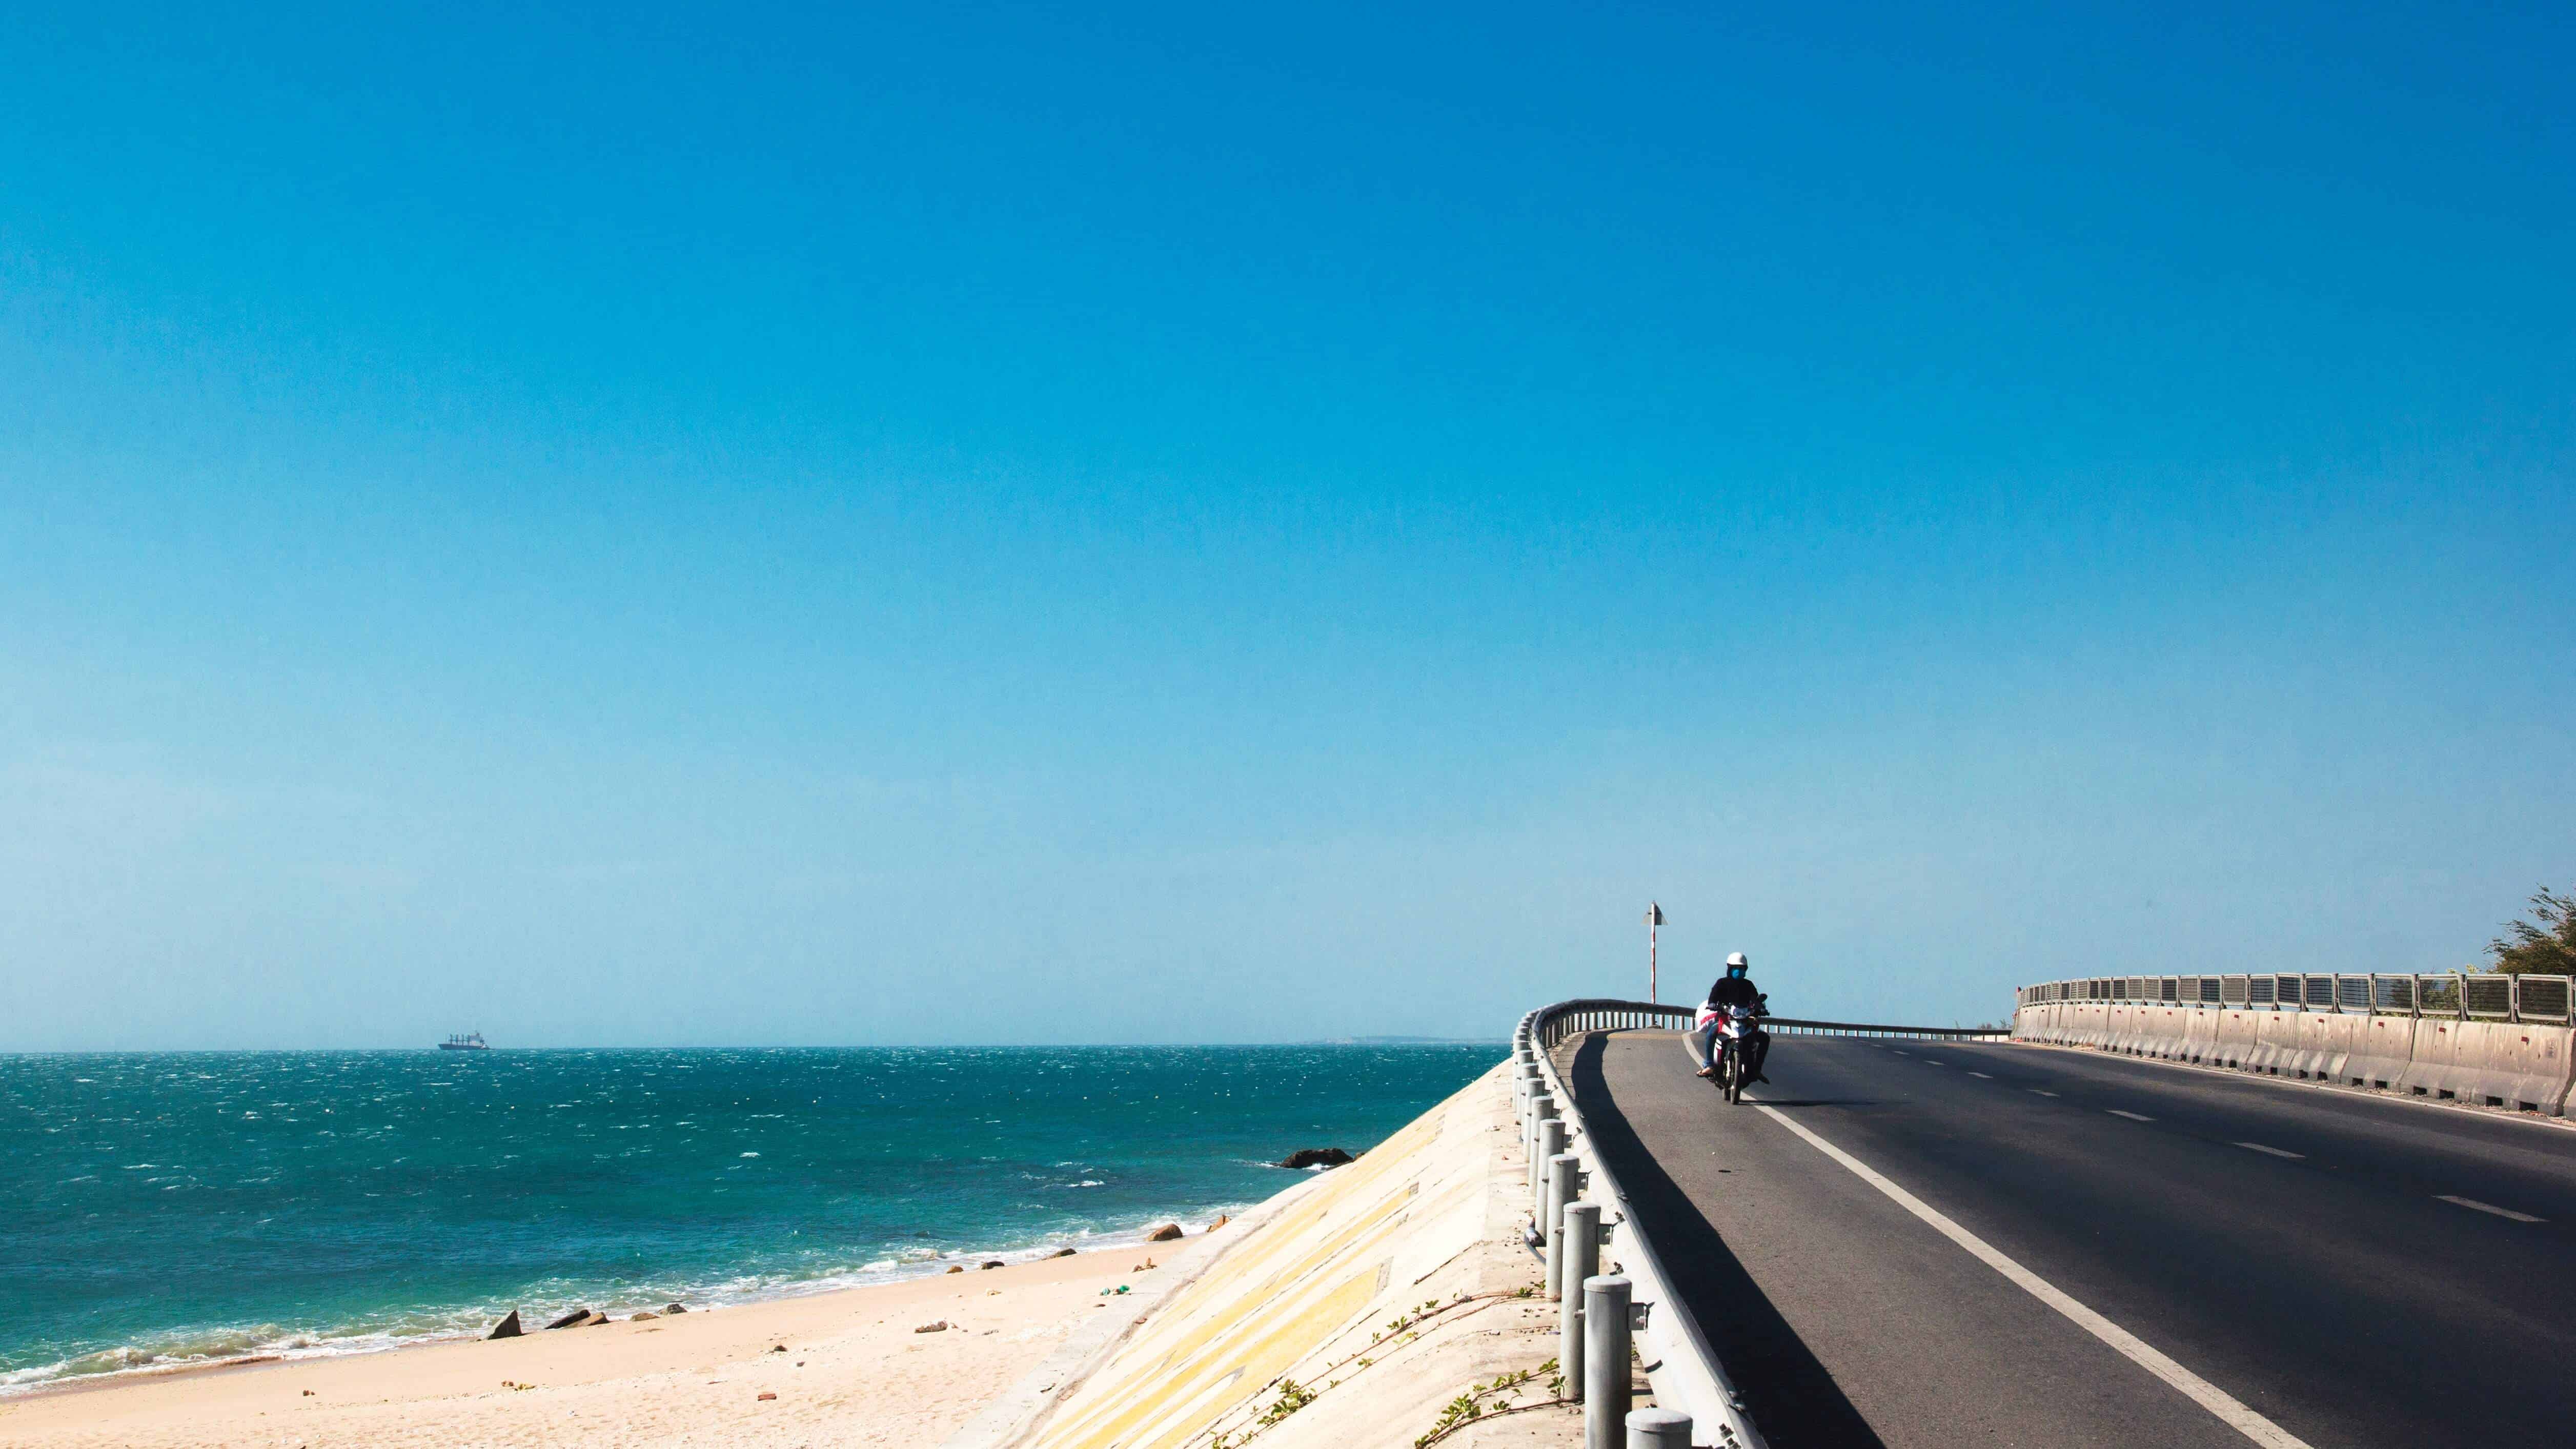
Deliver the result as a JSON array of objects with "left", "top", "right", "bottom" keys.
[{"left": 0, "top": 1044, "right": 1498, "bottom": 1392}]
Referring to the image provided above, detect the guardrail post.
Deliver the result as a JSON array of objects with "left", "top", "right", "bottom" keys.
[
  {"left": 1526, "top": 1095, "right": 1556, "bottom": 1192},
  {"left": 1582, "top": 1274, "right": 1632, "bottom": 1449},
  {"left": 1544, "top": 1152, "right": 1579, "bottom": 1298},
  {"left": 1626, "top": 1408, "right": 1690, "bottom": 1448},
  {"left": 1535, "top": 1118, "right": 1567, "bottom": 1218},
  {"left": 1559, "top": 1201, "right": 1599, "bottom": 1396}
]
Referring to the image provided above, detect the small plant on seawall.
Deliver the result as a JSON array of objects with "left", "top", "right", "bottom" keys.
[
  {"left": 1255, "top": 1378, "right": 1319, "bottom": 1427},
  {"left": 1418, "top": 1390, "right": 1484, "bottom": 1444},
  {"left": 1183, "top": 1293, "right": 1526, "bottom": 1449},
  {"left": 1412, "top": 1360, "right": 1561, "bottom": 1448}
]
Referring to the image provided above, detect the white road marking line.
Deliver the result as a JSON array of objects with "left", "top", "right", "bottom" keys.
[
  {"left": 2437, "top": 1195, "right": 2546, "bottom": 1223},
  {"left": 1968, "top": 1072, "right": 1994, "bottom": 1079},
  {"left": 2029, "top": 1090, "right": 2059, "bottom": 1097},
  {"left": 2107, "top": 1110, "right": 2154, "bottom": 1122},
  {"left": 1922, "top": 1059, "right": 1946, "bottom": 1067},
  {"left": 1750, "top": 1101, "right": 2316, "bottom": 1449},
  {"left": 2236, "top": 1142, "right": 2303, "bottom": 1159}
]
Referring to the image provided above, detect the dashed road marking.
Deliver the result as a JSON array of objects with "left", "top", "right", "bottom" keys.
[
  {"left": 1749, "top": 1099, "right": 2317, "bottom": 1449},
  {"left": 1968, "top": 1072, "right": 1994, "bottom": 1079},
  {"left": 2236, "top": 1142, "right": 2303, "bottom": 1159},
  {"left": 2437, "top": 1195, "right": 2545, "bottom": 1223},
  {"left": 2107, "top": 1110, "right": 2155, "bottom": 1122},
  {"left": 2029, "top": 1090, "right": 2059, "bottom": 1097}
]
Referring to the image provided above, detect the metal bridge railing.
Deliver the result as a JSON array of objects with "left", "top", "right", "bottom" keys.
[
  {"left": 1528, "top": 999, "right": 2010, "bottom": 1052},
  {"left": 1519, "top": 999, "right": 1762, "bottom": 1449},
  {"left": 2011, "top": 972, "right": 2576, "bottom": 1026}
]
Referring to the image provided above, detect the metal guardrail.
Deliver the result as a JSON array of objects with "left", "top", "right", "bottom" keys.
[
  {"left": 1519, "top": 999, "right": 1762, "bottom": 1449},
  {"left": 1517, "top": 1002, "right": 2016, "bottom": 1446},
  {"left": 1766, "top": 1017, "right": 2009, "bottom": 1040},
  {"left": 1529, "top": 1001, "right": 2010, "bottom": 1050},
  {"left": 2015, "top": 972, "right": 2576, "bottom": 1026},
  {"left": 1519, "top": 1002, "right": 2027, "bottom": 1445}
]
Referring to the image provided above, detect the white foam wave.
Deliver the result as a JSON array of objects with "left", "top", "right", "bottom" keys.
[{"left": 0, "top": 1208, "right": 1257, "bottom": 1398}]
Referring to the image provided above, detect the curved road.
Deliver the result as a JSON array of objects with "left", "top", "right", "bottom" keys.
[{"left": 1555, "top": 1030, "right": 2576, "bottom": 1448}]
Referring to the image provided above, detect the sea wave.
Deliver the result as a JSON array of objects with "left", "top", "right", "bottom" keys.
[{"left": 0, "top": 1209, "right": 1248, "bottom": 1397}]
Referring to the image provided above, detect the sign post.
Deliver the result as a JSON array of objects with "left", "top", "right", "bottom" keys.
[{"left": 1644, "top": 902, "right": 1665, "bottom": 1003}]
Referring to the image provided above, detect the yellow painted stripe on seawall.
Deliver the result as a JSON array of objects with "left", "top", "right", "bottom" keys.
[
  {"left": 1064, "top": 1110, "right": 1445, "bottom": 1403},
  {"left": 1032, "top": 1093, "right": 1474, "bottom": 1449},
  {"left": 1047, "top": 1266, "right": 1383, "bottom": 1449},
  {"left": 1035, "top": 1186, "right": 1416, "bottom": 1446}
]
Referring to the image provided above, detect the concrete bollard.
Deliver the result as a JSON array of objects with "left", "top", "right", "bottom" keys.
[
  {"left": 1534, "top": 1119, "right": 1567, "bottom": 1218},
  {"left": 1559, "top": 1201, "right": 1600, "bottom": 1397},
  {"left": 1583, "top": 1275, "right": 1633, "bottom": 1449},
  {"left": 1544, "top": 1152, "right": 1578, "bottom": 1298},
  {"left": 1626, "top": 1407, "right": 1690, "bottom": 1449}
]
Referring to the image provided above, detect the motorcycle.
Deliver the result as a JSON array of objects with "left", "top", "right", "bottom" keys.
[{"left": 1693, "top": 999, "right": 1765, "bottom": 1105}]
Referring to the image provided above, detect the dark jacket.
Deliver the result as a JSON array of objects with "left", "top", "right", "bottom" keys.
[{"left": 1707, "top": 975, "right": 1764, "bottom": 1012}]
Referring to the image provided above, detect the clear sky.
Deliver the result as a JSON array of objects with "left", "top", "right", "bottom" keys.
[{"left": 4, "top": 2, "right": 2570, "bottom": 1048}]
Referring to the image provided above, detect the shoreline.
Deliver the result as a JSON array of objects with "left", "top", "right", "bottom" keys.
[
  {"left": 0, "top": 1213, "right": 1243, "bottom": 1407},
  {"left": 0, "top": 1226, "right": 1225, "bottom": 1448}
]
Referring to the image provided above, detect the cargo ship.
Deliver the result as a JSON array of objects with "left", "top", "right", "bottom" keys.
[{"left": 437, "top": 1031, "right": 490, "bottom": 1051}]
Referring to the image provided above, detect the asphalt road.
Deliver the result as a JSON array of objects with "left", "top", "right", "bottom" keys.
[{"left": 1555, "top": 1030, "right": 2576, "bottom": 1449}]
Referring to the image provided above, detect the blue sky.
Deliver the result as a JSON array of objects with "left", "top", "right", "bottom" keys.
[{"left": 4, "top": 2, "right": 2570, "bottom": 1047}]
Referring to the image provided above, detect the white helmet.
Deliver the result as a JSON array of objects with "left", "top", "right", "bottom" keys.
[{"left": 1726, "top": 951, "right": 1749, "bottom": 968}]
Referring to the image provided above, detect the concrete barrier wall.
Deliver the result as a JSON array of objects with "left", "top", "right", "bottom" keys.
[
  {"left": 2015, "top": 995, "right": 2576, "bottom": 1117},
  {"left": 2180, "top": 1009, "right": 2219, "bottom": 1064},
  {"left": 2100, "top": 1003, "right": 2132, "bottom": 1053},
  {"left": 2212, "top": 1010, "right": 2259, "bottom": 1069},
  {"left": 2506, "top": 1027, "right": 2571, "bottom": 1113},
  {"left": 2244, "top": 1013, "right": 2300, "bottom": 1075},
  {"left": 2419, "top": 1022, "right": 2576, "bottom": 1112},
  {"left": 2076, "top": 1002, "right": 2111, "bottom": 1049},
  {"left": 2142, "top": 1006, "right": 2191, "bottom": 1060},
  {"left": 2344, "top": 1015, "right": 2415, "bottom": 1090},
  {"left": 2395, "top": 1018, "right": 2468, "bottom": 1101},
  {"left": 2295, "top": 1013, "right": 2347, "bottom": 1080}
]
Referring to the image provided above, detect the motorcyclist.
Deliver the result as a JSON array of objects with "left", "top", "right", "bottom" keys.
[{"left": 1691, "top": 951, "right": 1771, "bottom": 1084}]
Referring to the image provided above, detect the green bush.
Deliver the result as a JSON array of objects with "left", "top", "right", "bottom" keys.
[{"left": 2489, "top": 884, "right": 2576, "bottom": 976}]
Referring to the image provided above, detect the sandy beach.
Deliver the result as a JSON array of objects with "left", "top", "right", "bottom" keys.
[{"left": 0, "top": 1249, "right": 1156, "bottom": 1448}]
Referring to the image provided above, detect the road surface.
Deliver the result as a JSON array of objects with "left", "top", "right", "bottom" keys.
[{"left": 1555, "top": 1030, "right": 2576, "bottom": 1448}]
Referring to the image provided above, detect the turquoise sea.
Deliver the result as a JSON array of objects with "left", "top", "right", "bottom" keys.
[{"left": 0, "top": 1045, "right": 1497, "bottom": 1392}]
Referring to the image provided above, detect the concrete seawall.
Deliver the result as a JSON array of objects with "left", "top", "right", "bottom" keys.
[{"left": 947, "top": 1060, "right": 1610, "bottom": 1449}]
